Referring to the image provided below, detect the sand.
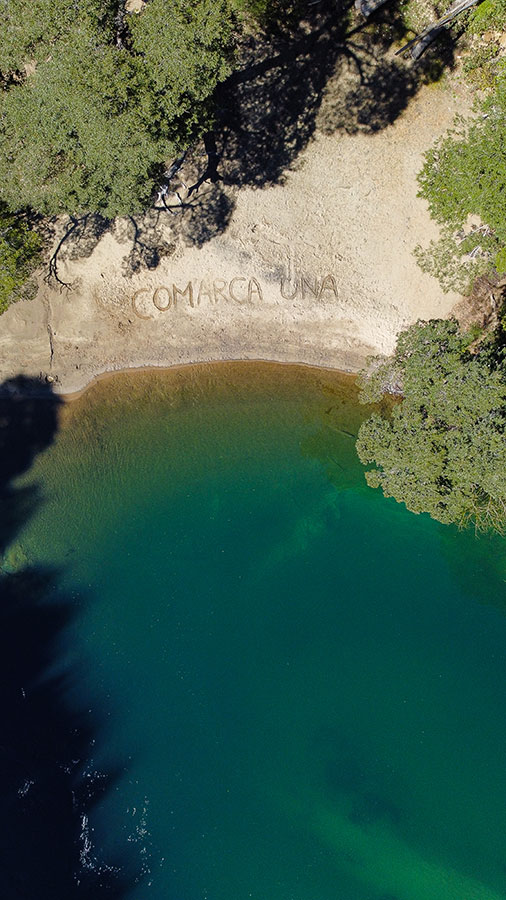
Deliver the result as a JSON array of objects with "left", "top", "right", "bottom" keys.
[{"left": 0, "top": 55, "right": 469, "bottom": 395}]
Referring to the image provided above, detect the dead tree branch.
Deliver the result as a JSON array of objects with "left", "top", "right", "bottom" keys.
[
  {"left": 186, "top": 133, "right": 221, "bottom": 197},
  {"left": 396, "top": 0, "right": 481, "bottom": 58},
  {"left": 354, "top": 0, "right": 391, "bottom": 18},
  {"left": 45, "top": 215, "right": 87, "bottom": 290},
  {"left": 154, "top": 134, "right": 222, "bottom": 215}
]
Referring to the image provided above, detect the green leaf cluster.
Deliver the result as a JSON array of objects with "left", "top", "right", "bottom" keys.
[
  {"left": 468, "top": 0, "right": 506, "bottom": 35},
  {"left": 416, "top": 75, "right": 506, "bottom": 290},
  {"left": 356, "top": 319, "right": 506, "bottom": 532},
  {"left": 461, "top": 0, "right": 506, "bottom": 88},
  {"left": 0, "top": 1, "right": 236, "bottom": 219},
  {"left": 229, "top": 0, "right": 306, "bottom": 30},
  {"left": 129, "top": 0, "right": 234, "bottom": 114},
  {"left": 0, "top": 205, "right": 42, "bottom": 313},
  {"left": 0, "top": 0, "right": 115, "bottom": 74}
]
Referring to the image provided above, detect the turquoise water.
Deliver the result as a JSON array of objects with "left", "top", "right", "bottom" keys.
[{"left": 12, "top": 363, "right": 506, "bottom": 900}]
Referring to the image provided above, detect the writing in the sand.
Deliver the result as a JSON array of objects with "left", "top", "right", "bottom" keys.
[{"left": 131, "top": 273, "right": 338, "bottom": 319}]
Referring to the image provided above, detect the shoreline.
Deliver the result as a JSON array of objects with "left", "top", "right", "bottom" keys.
[
  {"left": 56, "top": 356, "right": 361, "bottom": 402},
  {"left": 0, "top": 352, "right": 364, "bottom": 402},
  {"left": 0, "top": 80, "right": 469, "bottom": 398}
]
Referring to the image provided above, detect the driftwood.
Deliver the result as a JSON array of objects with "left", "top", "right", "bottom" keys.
[
  {"left": 354, "top": 0, "right": 391, "bottom": 17},
  {"left": 396, "top": 0, "right": 482, "bottom": 59}
]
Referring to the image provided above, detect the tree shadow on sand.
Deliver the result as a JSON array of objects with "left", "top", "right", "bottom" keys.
[
  {"left": 216, "top": 0, "right": 396, "bottom": 187},
  {"left": 113, "top": 212, "right": 178, "bottom": 276},
  {"left": 218, "top": 0, "right": 455, "bottom": 177},
  {"left": 48, "top": 0, "right": 458, "bottom": 274},
  {"left": 149, "top": 0, "right": 457, "bottom": 252},
  {"left": 0, "top": 377, "right": 137, "bottom": 899}
]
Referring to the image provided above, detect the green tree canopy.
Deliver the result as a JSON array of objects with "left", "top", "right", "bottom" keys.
[
  {"left": 356, "top": 319, "right": 506, "bottom": 532},
  {"left": 129, "top": 0, "right": 233, "bottom": 101},
  {"left": 0, "top": 0, "right": 115, "bottom": 74},
  {"left": 416, "top": 74, "right": 506, "bottom": 291},
  {"left": 0, "top": 204, "right": 42, "bottom": 313},
  {"left": 0, "top": 0, "right": 236, "bottom": 218}
]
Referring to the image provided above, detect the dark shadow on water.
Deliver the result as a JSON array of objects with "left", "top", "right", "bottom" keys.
[
  {"left": 0, "top": 377, "right": 136, "bottom": 898},
  {"left": 0, "top": 377, "right": 62, "bottom": 555}
]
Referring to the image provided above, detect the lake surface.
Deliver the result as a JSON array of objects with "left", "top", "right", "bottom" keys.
[{"left": 11, "top": 363, "right": 506, "bottom": 900}]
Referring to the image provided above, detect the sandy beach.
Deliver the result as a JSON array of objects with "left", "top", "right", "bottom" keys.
[{"left": 0, "top": 66, "right": 467, "bottom": 395}]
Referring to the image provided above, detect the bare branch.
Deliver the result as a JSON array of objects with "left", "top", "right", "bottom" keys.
[
  {"left": 45, "top": 216, "right": 87, "bottom": 290},
  {"left": 396, "top": 0, "right": 481, "bottom": 59},
  {"left": 186, "top": 133, "right": 221, "bottom": 197},
  {"left": 154, "top": 135, "right": 222, "bottom": 217}
]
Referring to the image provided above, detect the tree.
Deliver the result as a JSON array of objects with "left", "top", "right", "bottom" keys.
[
  {"left": 0, "top": 0, "right": 116, "bottom": 75},
  {"left": 416, "top": 74, "right": 506, "bottom": 292},
  {"left": 0, "top": 0, "right": 236, "bottom": 219},
  {"left": 0, "top": 205, "right": 42, "bottom": 313},
  {"left": 229, "top": 0, "right": 307, "bottom": 31},
  {"left": 129, "top": 0, "right": 234, "bottom": 107},
  {"left": 356, "top": 319, "right": 506, "bottom": 532}
]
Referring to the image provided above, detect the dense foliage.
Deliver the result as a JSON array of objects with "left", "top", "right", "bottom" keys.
[
  {"left": 231, "top": 0, "right": 307, "bottom": 30},
  {"left": 0, "top": 205, "right": 42, "bottom": 313},
  {"left": 0, "top": 0, "right": 116, "bottom": 73},
  {"left": 416, "top": 73, "right": 506, "bottom": 293},
  {"left": 0, "top": 0, "right": 236, "bottom": 219},
  {"left": 0, "top": 0, "right": 244, "bottom": 310},
  {"left": 356, "top": 319, "right": 506, "bottom": 532},
  {"left": 468, "top": 0, "right": 506, "bottom": 40},
  {"left": 416, "top": 0, "right": 506, "bottom": 295}
]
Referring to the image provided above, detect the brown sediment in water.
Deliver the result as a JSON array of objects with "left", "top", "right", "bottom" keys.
[
  {"left": 58, "top": 359, "right": 358, "bottom": 403},
  {"left": 56, "top": 362, "right": 362, "bottom": 433},
  {"left": 52, "top": 363, "right": 370, "bottom": 481}
]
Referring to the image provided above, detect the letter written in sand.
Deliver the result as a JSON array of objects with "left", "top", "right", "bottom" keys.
[
  {"left": 197, "top": 281, "right": 213, "bottom": 306},
  {"left": 173, "top": 282, "right": 194, "bottom": 308},
  {"left": 153, "top": 286, "right": 172, "bottom": 311},
  {"left": 301, "top": 275, "right": 319, "bottom": 300},
  {"left": 248, "top": 278, "right": 263, "bottom": 305},
  {"left": 280, "top": 277, "right": 298, "bottom": 301},
  {"left": 132, "top": 288, "right": 154, "bottom": 320},
  {"left": 229, "top": 277, "right": 248, "bottom": 304},
  {"left": 213, "top": 280, "right": 228, "bottom": 304},
  {"left": 318, "top": 275, "right": 338, "bottom": 301}
]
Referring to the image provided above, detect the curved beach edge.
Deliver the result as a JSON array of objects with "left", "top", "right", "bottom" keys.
[
  {"left": 56, "top": 354, "right": 366, "bottom": 402},
  {"left": 0, "top": 80, "right": 469, "bottom": 400}
]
